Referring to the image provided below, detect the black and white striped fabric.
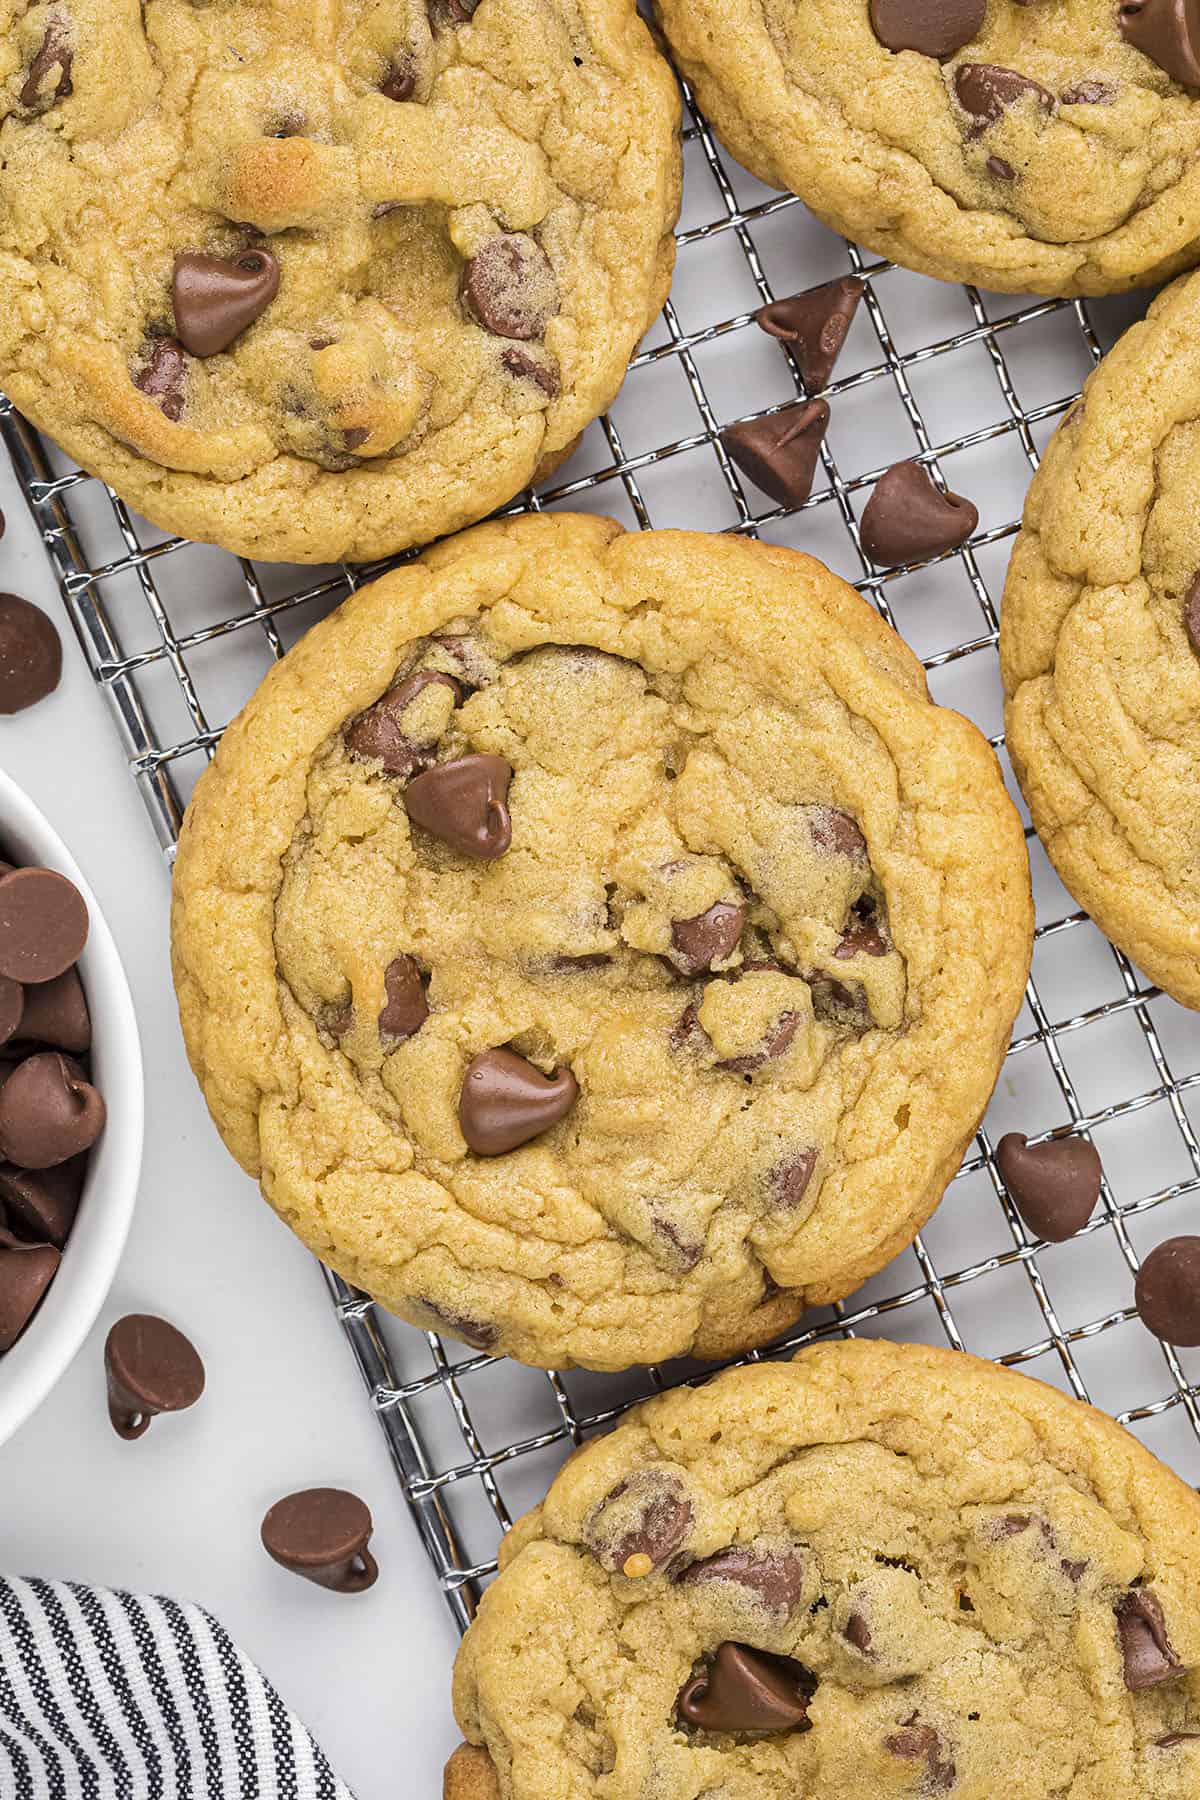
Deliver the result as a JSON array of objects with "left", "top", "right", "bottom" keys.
[{"left": 0, "top": 1578, "right": 357, "bottom": 1799}]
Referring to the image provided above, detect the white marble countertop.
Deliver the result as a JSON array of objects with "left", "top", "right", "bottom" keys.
[{"left": 0, "top": 463, "right": 460, "bottom": 1799}]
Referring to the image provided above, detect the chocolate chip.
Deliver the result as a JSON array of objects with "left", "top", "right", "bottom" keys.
[
  {"left": 341, "top": 426, "right": 370, "bottom": 451},
  {"left": 860, "top": 461, "right": 978, "bottom": 566},
  {"left": 1135, "top": 1236, "right": 1200, "bottom": 1345},
  {"left": 0, "top": 1236, "right": 59, "bottom": 1351},
  {"left": 500, "top": 347, "right": 560, "bottom": 397},
  {"left": 172, "top": 250, "right": 281, "bottom": 357},
  {"left": 134, "top": 337, "right": 187, "bottom": 421},
  {"left": 679, "top": 1546, "right": 806, "bottom": 1619},
  {"left": 987, "top": 155, "right": 1017, "bottom": 180},
  {"left": 1154, "top": 1732, "right": 1200, "bottom": 1747},
  {"left": 770, "top": 1148, "right": 817, "bottom": 1209},
  {"left": 417, "top": 1300, "right": 497, "bottom": 1351},
  {"left": 585, "top": 1468, "right": 693, "bottom": 1575},
  {"left": 261, "top": 1488, "right": 378, "bottom": 1593},
  {"left": 1119, "top": 0, "right": 1200, "bottom": 87},
  {"left": 996, "top": 1132, "right": 1102, "bottom": 1242},
  {"left": 669, "top": 902, "right": 746, "bottom": 975},
  {"left": 835, "top": 916, "right": 889, "bottom": 959},
  {"left": 1116, "top": 1589, "right": 1182, "bottom": 1689},
  {"left": 676, "top": 1643, "right": 814, "bottom": 1736},
  {"left": 104, "top": 1314, "right": 205, "bottom": 1440},
  {"left": 19, "top": 16, "right": 73, "bottom": 113},
  {"left": 868, "top": 0, "right": 984, "bottom": 56},
  {"left": 721, "top": 399, "right": 830, "bottom": 508},
  {"left": 378, "top": 954, "right": 428, "bottom": 1043},
  {"left": 1060, "top": 79, "right": 1116, "bottom": 103},
  {"left": 13, "top": 966, "right": 90, "bottom": 1053},
  {"left": 1184, "top": 576, "right": 1200, "bottom": 656},
  {"left": 0, "top": 1052, "right": 105, "bottom": 1168},
  {"left": 844, "top": 1612, "right": 873, "bottom": 1654},
  {"left": 458, "top": 1047, "right": 578, "bottom": 1155},
  {"left": 719, "top": 1010, "right": 801, "bottom": 1075},
  {"left": 380, "top": 56, "right": 415, "bottom": 100},
  {"left": 0, "top": 595, "right": 62, "bottom": 715},
  {"left": 0, "top": 979, "right": 22, "bottom": 1048},
  {"left": 885, "top": 1719, "right": 956, "bottom": 1791},
  {"left": 0, "top": 1157, "right": 84, "bottom": 1247},
  {"left": 954, "top": 64, "right": 1055, "bottom": 132},
  {"left": 810, "top": 807, "right": 868, "bottom": 859},
  {"left": 345, "top": 670, "right": 463, "bottom": 778},
  {"left": 0, "top": 868, "right": 88, "bottom": 984},
  {"left": 463, "top": 234, "right": 558, "bottom": 340},
  {"left": 405, "top": 754, "right": 513, "bottom": 860},
  {"left": 755, "top": 279, "right": 865, "bottom": 392}
]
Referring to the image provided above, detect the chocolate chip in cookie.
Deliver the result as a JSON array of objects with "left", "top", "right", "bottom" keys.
[
  {"left": 669, "top": 901, "right": 746, "bottom": 975},
  {"left": 378, "top": 954, "right": 429, "bottom": 1043},
  {"left": 860, "top": 460, "right": 978, "bottom": 566},
  {"left": 345, "top": 670, "right": 462, "bottom": 777},
  {"left": 954, "top": 65, "right": 1055, "bottom": 134},
  {"left": 585, "top": 1467, "right": 693, "bottom": 1576},
  {"left": 0, "top": 594, "right": 62, "bottom": 715},
  {"left": 133, "top": 337, "right": 187, "bottom": 421},
  {"left": 769, "top": 1148, "right": 818, "bottom": 1209},
  {"left": 722, "top": 400, "right": 830, "bottom": 507},
  {"left": 678, "top": 1544, "right": 806, "bottom": 1620},
  {"left": 885, "top": 1717, "right": 956, "bottom": 1791},
  {"left": 755, "top": 278, "right": 865, "bottom": 392},
  {"left": 1119, "top": 0, "right": 1200, "bottom": 89},
  {"left": 676, "top": 1643, "right": 814, "bottom": 1735},
  {"left": 379, "top": 56, "right": 416, "bottom": 101},
  {"left": 1184, "top": 575, "right": 1200, "bottom": 656},
  {"left": 19, "top": 14, "right": 73, "bottom": 114},
  {"left": 1116, "top": 1588, "right": 1182, "bottom": 1689},
  {"left": 996, "top": 1131, "right": 1102, "bottom": 1242},
  {"left": 463, "top": 235, "right": 558, "bottom": 341},
  {"left": 500, "top": 347, "right": 560, "bottom": 398},
  {"left": 1135, "top": 1236, "right": 1200, "bottom": 1345},
  {"left": 458, "top": 1047, "right": 578, "bottom": 1155},
  {"left": 172, "top": 249, "right": 281, "bottom": 357},
  {"left": 868, "top": 0, "right": 984, "bottom": 57},
  {"left": 405, "top": 754, "right": 513, "bottom": 860}
]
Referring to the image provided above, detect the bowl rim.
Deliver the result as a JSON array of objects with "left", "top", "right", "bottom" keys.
[{"left": 0, "top": 766, "right": 144, "bottom": 1449}]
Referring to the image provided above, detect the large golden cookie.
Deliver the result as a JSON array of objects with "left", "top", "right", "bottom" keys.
[{"left": 171, "top": 514, "right": 1031, "bottom": 1371}]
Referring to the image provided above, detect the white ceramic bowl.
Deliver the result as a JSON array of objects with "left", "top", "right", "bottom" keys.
[{"left": 0, "top": 768, "right": 143, "bottom": 1447}]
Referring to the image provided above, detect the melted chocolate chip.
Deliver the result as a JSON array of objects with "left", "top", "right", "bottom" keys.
[
  {"left": 860, "top": 461, "right": 978, "bottom": 565},
  {"left": 418, "top": 1300, "right": 497, "bottom": 1351},
  {"left": 722, "top": 400, "right": 830, "bottom": 508},
  {"left": 869, "top": 0, "right": 984, "bottom": 57},
  {"left": 585, "top": 1468, "right": 693, "bottom": 1575},
  {"left": 405, "top": 754, "right": 513, "bottom": 860},
  {"left": 463, "top": 234, "right": 558, "bottom": 340},
  {"left": 755, "top": 278, "right": 865, "bottom": 392},
  {"left": 345, "top": 671, "right": 462, "bottom": 777},
  {"left": 380, "top": 56, "right": 416, "bottom": 100},
  {"left": 1135, "top": 1236, "right": 1200, "bottom": 1345},
  {"left": 954, "top": 64, "right": 1055, "bottom": 133},
  {"left": 500, "top": 346, "right": 560, "bottom": 397},
  {"left": 769, "top": 1148, "right": 818, "bottom": 1209},
  {"left": 19, "top": 16, "right": 72, "bottom": 113},
  {"left": 261, "top": 1488, "right": 378, "bottom": 1593},
  {"left": 810, "top": 807, "right": 868, "bottom": 859},
  {"left": 1119, "top": 0, "right": 1200, "bottom": 88},
  {"left": 0, "top": 1052, "right": 105, "bottom": 1169},
  {"left": 134, "top": 337, "right": 187, "bottom": 421},
  {"left": 458, "top": 1047, "right": 578, "bottom": 1155},
  {"left": 669, "top": 901, "right": 746, "bottom": 975},
  {"left": 1184, "top": 576, "right": 1200, "bottom": 656},
  {"left": 104, "top": 1314, "right": 205, "bottom": 1440},
  {"left": 0, "top": 595, "right": 62, "bottom": 715},
  {"left": 987, "top": 155, "right": 1017, "bottom": 180},
  {"left": 844, "top": 1611, "right": 873, "bottom": 1653},
  {"left": 718, "top": 1009, "right": 801, "bottom": 1076},
  {"left": 1060, "top": 78, "right": 1116, "bottom": 103},
  {"left": 0, "top": 868, "right": 88, "bottom": 984},
  {"left": 834, "top": 916, "right": 889, "bottom": 959},
  {"left": 996, "top": 1132, "right": 1102, "bottom": 1242},
  {"left": 1116, "top": 1588, "right": 1182, "bottom": 1689},
  {"left": 173, "top": 250, "right": 281, "bottom": 357},
  {"left": 0, "top": 1236, "right": 59, "bottom": 1351},
  {"left": 378, "top": 954, "right": 429, "bottom": 1043},
  {"left": 679, "top": 1545, "right": 806, "bottom": 1619},
  {"left": 885, "top": 1718, "right": 956, "bottom": 1792},
  {"left": 676, "top": 1643, "right": 814, "bottom": 1735}
]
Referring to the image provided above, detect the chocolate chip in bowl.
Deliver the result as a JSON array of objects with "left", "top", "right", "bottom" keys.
[{"left": 0, "top": 770, "right": 142, "bottom": 1447}]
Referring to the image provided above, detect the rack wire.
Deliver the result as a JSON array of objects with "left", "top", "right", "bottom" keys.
[{"left": 6, "top": 69, "right": 1200, "bottom": 1638}]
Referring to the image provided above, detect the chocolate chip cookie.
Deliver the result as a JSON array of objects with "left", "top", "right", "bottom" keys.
[
  {"left": 1002, "top": 271, "right": 1200, "bottom": 1008},
  {"left": 655, "top": 0, "right": 1200, "bottom": 296},
  {"left": 171, "top": 514, "right": 1031, "bottom": 1371},
  {"left": 0, "top": 0, "right": 679, "bottom": 563},
  {"left": 447, "top": 1339, "right": 1200, "bottom": 1799}
]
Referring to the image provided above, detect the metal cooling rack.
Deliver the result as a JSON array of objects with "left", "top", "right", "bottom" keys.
[{"left": 6, "top": 70, "right": 1200, "bottom": 1638}]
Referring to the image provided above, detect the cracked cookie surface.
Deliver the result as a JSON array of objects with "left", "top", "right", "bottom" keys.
[
  {"left": 448, "top": 1340, "right": 1200, "bottom": 1799},
  {"left": 1002, "top": 272, "right": 1200, "bottom": 1008},
  {"left": 0, "top": 0, "right": 679, "bottom": 562},
  {"left": 170, "top": 513, "right": 1030, "bottom": 1371},
  {"left": 654, "top": 0, "right": 1200, "bottom": 297}
]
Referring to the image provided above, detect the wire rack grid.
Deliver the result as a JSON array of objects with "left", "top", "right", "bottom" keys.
[{"left": 5, "top": 65, "right": 1200, "bottom": 1639}]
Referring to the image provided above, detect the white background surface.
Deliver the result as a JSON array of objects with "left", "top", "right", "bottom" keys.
[{"left": 0, "top": 465, "right": 459, "bottom": 1798}]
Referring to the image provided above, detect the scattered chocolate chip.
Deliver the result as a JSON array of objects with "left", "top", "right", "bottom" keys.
[
  {"left": 172, "top": 250, "right": 281, "bottom": 357},
  {"left": 585, "top": 1468, "right": 693, "bottom": 1574},
  {"left": 463, "top": 234, "right": 558, "bottom": 341},
  {"left": 0, "top": 1157, "right": 84, "bottom": 1247},
  {"left": 13, "top": 966, "right": 90, "bottom": 1053},
  {"left": 810, "top": 807, "right": 868, "bottom": 859},
  {"left": 987, "top": 155, "right": 1017, "bottom": 179},
  {"left": 669, "top": 901, "right": 746, "bottom": 975},
  {"left": 1154, "top": 1731, "right": 1200, "bottom": 1747},
  {"left": 0, "top": 979, "right": 22, "bottom": 1047},
  {"left": 996, "top": 1132, "right": 1102, "bottom": 1242},
  {"left": 1119, "top": 0, "right": 1200, "bottom": 88},
  {"left": 0, "top": 595, "right": 62, "bottom": 715},
  {"left": 1060, "top": 79, "right": 1116, "bottom": 103},
  {"left": 676, "top": 1643, "right": 814, "bottom": 1735},
  {"left": 954, "top": 64, "right": 1055, "bottom": 132},
  {"left": 835, "top": 916, "right": 889, "bottom": 959},
  {"left": 19, "top": 16, "right": 72, "bottom": 112},
  {"left": 722, "top": 399, "right": 830, "bottom": 508},
  {"left": 0, "top": 868, "right": 88, "bottom": 984},
  {"left": 679, "top": 1546, "right": 806, "bottom": 1619},
  {"left": 417, "top": 1300, "right": 497, "bottom": 1351},
  {"left": 104, "top": 1314, "right": 205, "bottom": 1440},
  {"left": 405, "top": 754, "right": 513, "bottom": 860},
  {"left": 845, "top": 1612, "right": 873, "bottom": 1654},
  {"left": 860, "top": 460, "right": 978, "bottom": 565},
  {"left": 378, "top": 955, "right": 428, "bottom": 1043},
  {"left": 868, "top": 0, "right": 984, "bottom": 56},
  {"left": 755, "top": 279, "right": 865, "bottom": 392},
  {"left": 380, "top": 56, "right": 415, "bottom": 100},
  {"left": 1184, "top": 576, "right": 1200, "bottom": 656},
  {"left": 885, "top": 1719, "right": 956, "bottom": 1791},
  {"left": 719, "top": 1010, "right": 801, "bottom": 1076},
  {"left": 345, "top": 670, "right": 462, "bottom": 778},
  {"left": 0, "top": 1235, "right": 59, "bottom": 1351},
  {"left": 770, "top": 1148, "right": 817, "bottom": 1209},
  {"left": 1135, "top": 1236, "right": 1200, "bottom": 1345},
  {"left": 500, "top": 347, "right": 560, "bottom": 398},
  {"left": 261, "top": 1488, "right": 378, "bottom": 1592},
  {"left": 0, "top": 1051, "right": 105, "bottom": 1169},
  {"left": 458, "top": 1047, "right": 578, "bottom": 1155},
  {"left": 134, "top": 337, "right": 187, "bottom": 421},
  {"left": 1116, "top": 1589, "right": 1182, "bottom": 1690}
]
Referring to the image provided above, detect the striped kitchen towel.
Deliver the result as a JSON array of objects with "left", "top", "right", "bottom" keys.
[{"left": 0, "top": 1577, "right": 357, "bottom": 1799}]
